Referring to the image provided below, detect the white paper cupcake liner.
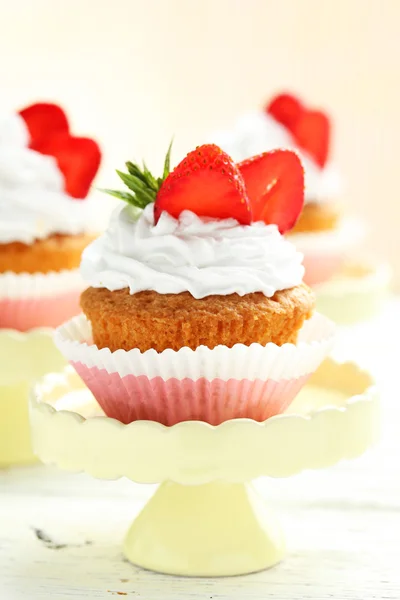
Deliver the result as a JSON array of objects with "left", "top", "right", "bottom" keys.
[
  {"left": 0, "top": 269, "right": 83, "bottom": 299},
  {"left": 55, "top": 312, "right": 335, "bottom": 426}
]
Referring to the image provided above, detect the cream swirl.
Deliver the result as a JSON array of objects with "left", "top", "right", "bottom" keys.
[
  {"left": 211, "top": 112, "right": 341, "bottom": 204},
  {"left": 0, "top": 114, "right": 92, "bottom": 245},
  {"left": 81, "top": 204, "right": 304, "bottom": 299}
]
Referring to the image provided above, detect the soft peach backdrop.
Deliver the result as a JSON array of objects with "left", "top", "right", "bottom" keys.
[{"left": 1, "top": 0, "right": 399, "bottom": 286}]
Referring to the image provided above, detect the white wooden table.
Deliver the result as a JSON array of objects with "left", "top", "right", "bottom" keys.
[{"left": 1, "top": 300, "right": 400, "bottom": 600}]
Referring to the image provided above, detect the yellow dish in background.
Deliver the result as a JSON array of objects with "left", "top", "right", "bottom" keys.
[
  {"left": 315, "top": 260, "right": 392, "bottom": 325},
  {"left": 0, "top": 329, "right": 66, "bottom": 467}
]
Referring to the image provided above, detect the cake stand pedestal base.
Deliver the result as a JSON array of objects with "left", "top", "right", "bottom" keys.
[
  {"left": 124, "top": 481, "right": 285, "bottom": 576},
  {"left": 30, "top": 359, "right": 379, "bottom": 577}
]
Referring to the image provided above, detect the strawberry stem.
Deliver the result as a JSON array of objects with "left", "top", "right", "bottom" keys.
[{"left": 101, "top": 140, "right": 173, "bottom": 209}]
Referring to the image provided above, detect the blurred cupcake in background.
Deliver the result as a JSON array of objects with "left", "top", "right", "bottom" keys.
[
  {"left": 0, "top": 103, "right": 101, "bottom": 330},
  {"left": 211, "top": 93, "right": 365, "bottom": 286}
]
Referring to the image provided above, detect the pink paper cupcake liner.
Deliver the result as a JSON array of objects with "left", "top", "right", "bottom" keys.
[
  {"left": 71, "top": 365, "right": 309, "bottom": 425},
  {"left": 289, "top": 217, "right": 366, "bottom": 287},
  {"left": 55, "top": 312, "right": 335, "bottom": 426},
  {"left": 302, "top": 254, "right": 344, "bottom": 286},
  {"left": 0, "top": 292, "right": 81, "bottom": 331},
  {"left": 0, "top": 269, "right": 84, "bottom": 331}
]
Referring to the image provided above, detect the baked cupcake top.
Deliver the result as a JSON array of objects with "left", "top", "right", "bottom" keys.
[
  {"left": 211, "top": 93, "right": 341, "bottom": 205},
  {"left": 0, "top": 103, "right": 101, "bottom": 245},
  {"left": 81, "top": 144, "right": 306, "bottom": 299}
]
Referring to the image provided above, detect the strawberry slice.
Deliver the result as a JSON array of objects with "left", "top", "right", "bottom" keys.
[
  {"left": 291, "top": 110, "right": 330, "bottom": 167},
  {"left": 19, "top": 102, "right": 69, "bottom": 149},
  {"left": 267, "top": 93, "right": 331, "bottom": 167},
  {"left": 35, "top": 133, "right": 101, "bottom": 198},
  {"left": 266, "top": 93, "right": 303, "bottom": 130},
  {"left": 238, "top": 150, "right": 304, "bottom": 234},
  {"left": 154, "top": 144, "right": 252, "bottom": 224}
]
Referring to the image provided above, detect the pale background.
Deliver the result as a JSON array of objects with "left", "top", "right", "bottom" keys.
[{"left": 1, "top": 0, "right": 399, "bottom": 287}]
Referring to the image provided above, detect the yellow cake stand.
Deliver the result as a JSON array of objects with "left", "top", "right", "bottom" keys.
[
  {"left": 0, "top": 329, "right": 66, "bottom": 467},
  {"left": 29, "top": 358, "right": 379, "bottom": 577},
  {"left": 315, "top": 259, "right": 392, "bottom": 324}
]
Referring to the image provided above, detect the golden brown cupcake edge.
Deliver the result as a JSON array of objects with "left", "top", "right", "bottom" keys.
[
  {"left": 289, "top": 202, "right": 340, "bottom": 234},
  {"left": 0, "top": 233, "right": 96, "bottom": 274},
  {"left": 81, "top": 283, "right": 315, "bottom": 353}
]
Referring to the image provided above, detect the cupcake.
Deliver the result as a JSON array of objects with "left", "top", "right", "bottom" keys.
[
  {"left": 56, "top": 144, "right": 335, "bottom": 426},
  {"left": 0, "top": 102, "right": 101, "bottom": 330},
  {"left": 212, "top": 93, "right": 364, "bottom": 285}
]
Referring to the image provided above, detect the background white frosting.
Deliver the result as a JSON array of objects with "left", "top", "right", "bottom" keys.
[
  {"left": 81, "top": 204, "right": 305, "bottom": 299},
  {"left": 211, "top": 111, "right": 341, "bottom": 204},
  {"left": 0, "top": 114, "right": 94, "bottom": 245}
]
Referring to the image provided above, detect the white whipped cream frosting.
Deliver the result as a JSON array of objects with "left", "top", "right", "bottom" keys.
[
  {"left": 81, "top": 204, "right": 304, "bottom": 299},
  {"left": 211, "top": 112, "right": 341, "bottom": 204},
  {"left": 0, "top": 114, "right": 93, "bottom": 245}
]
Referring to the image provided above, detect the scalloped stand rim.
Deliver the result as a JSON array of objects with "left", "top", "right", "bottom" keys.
[{"left": 29, "top": 359, "right": 379, "bottom": 576}]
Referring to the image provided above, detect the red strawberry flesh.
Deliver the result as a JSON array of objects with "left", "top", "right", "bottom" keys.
[
  {"left": 154, "top": 144, "right": 252, "bottom": 225},
  {"left": 267, "top": 93, "right": 331, "bottom": 168},
  {"left": 267, "top": 93, "right": 303, "bottom": 130},
  {"left": 19, "top": 102, "right": 69, "bottom": 149},
  {"left": 35, "top": 133, "right": 101, "bottom": 199},
  {"left": 291, "top": 110, "right": 330, "bottom": 167},
  {"left": 238, "top": 150, "right": 304, "bottom": 234}
]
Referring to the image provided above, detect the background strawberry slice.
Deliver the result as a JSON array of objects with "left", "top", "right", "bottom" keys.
[
  {"left": 291, "top": 110, "right": 330, "bottom": 167},
  {"left": 35, "top": 133, "right": 101, "bottom": 199},
  {"left": 19, "top": 102, "right": 69, "bottom": 149},
  {"left": 266, "top": 93, "right": 303, "bottom": 130},
  {"left": 238, "top": 150, "right": 304, "bottom": 234},
  {"left": 267, "top": 93, "right": 331, "bottom": 168},
  {"left": 154, "top": 144, "right": 252, "bottom": 224}
]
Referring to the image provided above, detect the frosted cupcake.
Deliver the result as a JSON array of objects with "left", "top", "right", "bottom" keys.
[
  {"left": 56, "top": 144, "right": 335, "bottom": 426},
  {"left": 212, "top": 93, "right": 364, "bottom": 285},
  {"left": 0, "top": 103, "right": 101, "bottom": 330}
]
